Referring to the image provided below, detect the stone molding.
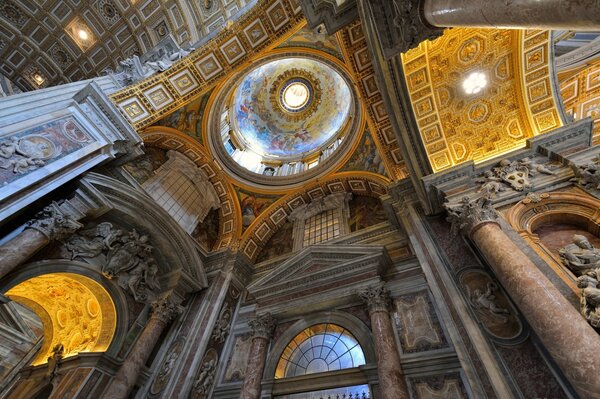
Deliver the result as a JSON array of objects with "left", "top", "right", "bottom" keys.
[
  {"left": 248, "top": 313, "right": 276, "bottom": 340},
  {"left": 25, "top": 201, "right": 83, "bottom": 241},
  {"left": 445, "top": 196, "right": 499, "bottom": 237},
  {"left": 300, "top": 0, "right": 358, "bottom": 34},
  {"left": 359, "top": 283, "right": 391, "bottom": 313}
]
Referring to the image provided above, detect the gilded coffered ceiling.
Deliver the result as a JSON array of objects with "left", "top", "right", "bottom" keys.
[
  {"left": 0, "top": 0, "right": 250, "bottom": 90},
  {"left": 402, "top": 28, "right": 565, "bottom": 172},
  {"left": 6, "top": 273, "right": 116, "bottom": 365},
  {"left": 558, "top": 59, "right": 600, "bottom": 143}
]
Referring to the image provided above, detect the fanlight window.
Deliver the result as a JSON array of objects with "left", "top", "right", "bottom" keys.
[{"left": 275, "top": 324, "right": 366, "bottom": 379}]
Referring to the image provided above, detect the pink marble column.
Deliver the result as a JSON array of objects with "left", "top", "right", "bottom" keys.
[
  {"left": 240, "top": 313, "right": 275, "bottom": 399},
  {"left": 447, "top": 196, "right": 600, "bottom": 399},
  {"left": 0, "top": 201, "right": 82, "bottom": 279},
  {"left": 423, "top": 0, "right": 600, "bottom": 30},
  {"left": 360, "top": 285, "right": 410, "bottom": 399},
  {"left": 103, "top": 296, "right": 182, "bottom": 399}
]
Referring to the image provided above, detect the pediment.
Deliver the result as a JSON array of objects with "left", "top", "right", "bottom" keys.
[{"left": 248, "top": 245, "right": 390, "bottom": 306}]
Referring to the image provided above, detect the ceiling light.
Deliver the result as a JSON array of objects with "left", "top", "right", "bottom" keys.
[
  {"left": 78, "top": 29, "right": 89, "bottom": 40},
  {"left": 462, "top": 72, "right": 487, "bottom": 95},
  {"left": 33, "top": 74, "right": 45, "bottom": 85}
]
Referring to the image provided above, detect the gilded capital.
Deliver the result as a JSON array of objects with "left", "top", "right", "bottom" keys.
[
  {"left": 359, "top": 284, "right": 390, "bottom": 313},
  {"left": 25, "top": 201, "right": 83, "bottom": 241},
  {"left": 248, "top": 313, "right": 275, "bottom": 340},
  {"left": 150, "top": 296, "right": 183, "bottom": 324},
  {"left": 445, "top": 196, "right": 499, "bottom": 236}
]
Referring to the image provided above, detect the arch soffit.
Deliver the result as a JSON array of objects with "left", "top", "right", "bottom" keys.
[
  {"left": 263, "top": 310, "right": 376, "bottom": 379},
  {"left": 140, "top": 126, "right": 242, "bottom": 250},
  {"left": 82, "top": 171, "right": 208, "bottom": 290},
  {"left": 240, "top": 171, "right": 390, "bottom": 261},
  {"left": 1, "top": 260, "right": 129, "bottom": 362}
]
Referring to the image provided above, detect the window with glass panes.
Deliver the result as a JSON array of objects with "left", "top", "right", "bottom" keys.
[{"left": 302, "top": 209, "right": 340, "bottom": 246}]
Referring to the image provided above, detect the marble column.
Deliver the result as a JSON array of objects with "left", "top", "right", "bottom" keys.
[
  {"left": 446, "top": 196, "right": 600, "bottom": 399},
  {"left": 240, "top": 313, "right": 275, "bottom": 399},
  {"left": 103, "top": 296, "right": 182, "bottom": 399},
  {"left": 0, "top": 201, "right": 82, "bottom": 280},
  {"left": 423, "top": 0, "right": 600, "bottom": 30},
  {"left": 359, "top": 285, "right": 410, "bottom": 399}
]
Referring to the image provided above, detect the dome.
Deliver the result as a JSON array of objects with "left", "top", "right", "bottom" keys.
[{"left": 230, "top": 58, "right": 352, "bottom": 159}]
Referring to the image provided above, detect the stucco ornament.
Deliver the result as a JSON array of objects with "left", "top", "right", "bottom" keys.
[
  {"left": 44, "top": 343, "right": 64, "bottom": 380},
  {"left": 64, "top": 222, "right": 160, "bottom": 302},
  {"left": 445, "top": 195, "right": 498, "bottom": 236},
  {"left": 571, "top": 155, "right": 600, "bottom": 190},
  {"left": 26, "top": 201, "right": 83, "bottom": 240},
  {"left": 559, "top": 235, "right": 600, "bottom": 276},
  {"left": 576, "top": 273, "right": 600, "bottom": 329}
]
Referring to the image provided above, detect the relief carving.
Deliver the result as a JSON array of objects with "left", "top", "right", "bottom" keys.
[
  {"left": 476, "top": 157, "right": 557, "bottom": 195},
  {"left": 64, "top": 222, "right": 160, "bottom": 302},
  {"left": 211, "top": 305, "right": 232, "bottom": 343},
  {"left": 470, "top": 282, "right": 510, "bottom": 323},
  {"left": 461, "top": 270, "right": 521, "bottom": 339},
  {"left": 191, "top": 349, "right": 218, "bottom": 399},
  {"left": 248, "top": 313, "right": 276, "bottom": 340},
  {"left": 359, "top": 283, "right": 390, "bottom": 313},
  {"left": 0, "top": 135, "right": 56, "bottom": 174},
  {"left": 571, "top": 155, "right": 600, "bottom": 190},
  {"left": 559, "top": 235, "right": 600, "bottom": 276},
  {"left": 576, "top": 273, "right": 600, "bottom": 329},
  {"left": 150, "top": 337, "right": 185, "bottom": 394}
]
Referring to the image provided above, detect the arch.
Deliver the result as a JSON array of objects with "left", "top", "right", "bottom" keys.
[
  {"left": 264, "top": 311, "right": 376, "bottom": 380},
  {"left": 140, "top": 126, "right": 242, "bottom": 249},
  {"left": 82, "top": 171, "right": 208, "bottom": 290},
  {"left": 506, "top": 189, "right": 600, "bottom": 293},
  {"left": 1, "top": 261, "right": 129, "bottom": 364},
  {"left": 239, "top": 171, "right": 390, "bottom": 260}
]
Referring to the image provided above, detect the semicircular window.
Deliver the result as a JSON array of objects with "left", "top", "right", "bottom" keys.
[{"left": 275, "top": 324, "right": 366, "bottom": 379}]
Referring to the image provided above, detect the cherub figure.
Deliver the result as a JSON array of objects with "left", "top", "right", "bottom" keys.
[{"left": 476, "top": 170, "right": 506, "bottom": 196}]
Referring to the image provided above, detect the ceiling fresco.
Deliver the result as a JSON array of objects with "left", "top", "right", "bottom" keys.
[
  {"left": 231, "top": 57, "right": 352, "bottom": 158},
  {"left": 339, "top": 129, "right": 389, "bottom": 177}
]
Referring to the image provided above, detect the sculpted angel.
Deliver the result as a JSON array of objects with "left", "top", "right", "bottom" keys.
[
  {"left": 559, "top": 235, "right": 600, "bottom": 276},
  {"left": 576, "top": 274, "right": 600, "bottom": 328}
]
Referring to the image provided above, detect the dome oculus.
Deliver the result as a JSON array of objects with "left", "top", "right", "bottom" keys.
[
  {"left": 281, "top": 79, "right": 311, "bottom": 112},
  {"left": 231, "top": 58, "right": 352, "bottom": 158}
]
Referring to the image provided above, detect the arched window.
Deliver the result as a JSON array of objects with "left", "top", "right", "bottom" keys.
[{"left": 275, "top": 323, "right": 366, "bottom": 379}]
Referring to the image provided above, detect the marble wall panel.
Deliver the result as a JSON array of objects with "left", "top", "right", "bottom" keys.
[
  {"left": 222, "top": 332, "right": 253, "bottom": 383},
  {"left": 408, "top": 373, "right": 469, "bottom": 399},
  {"left": 393, "top": 291, "right": 448, "bottom": 354}
]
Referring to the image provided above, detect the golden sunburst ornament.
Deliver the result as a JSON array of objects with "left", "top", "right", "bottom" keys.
[{"left": 269, "top": 68, "right": 322, "bottom": 122}]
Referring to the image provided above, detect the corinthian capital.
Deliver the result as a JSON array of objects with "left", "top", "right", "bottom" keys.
[
  {"left": 150, "top": 296, "right": 183, "bottom": 324},
  {"left": 359, "top": 283, "right": 390, "bottom": 313},
  {"left": 248, "top": 313, "right": 275, "bottom": 340},
  {"left": 25, "top": 201, "right": 83, "bottom": 241},
  {"left": 445, "top": 196, "right": 499, "bottom": 236}
]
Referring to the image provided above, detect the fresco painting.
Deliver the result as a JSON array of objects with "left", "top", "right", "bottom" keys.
[
  {"left": 192, "top": 207, "right": 220, "bottom": 251},
  {"left": 348, "top": 196, "right": 387, "bottom": 232},
  {"left": 232, "top": 58, "right": 351, "bottom": 157},
  {"left": 340, "top": 130, "right": 388, "bottom": 176},
  {"left": 154, "top": 90, "right": 213, "bottom": 142},
  {"left": 256, "top": 220, "right": 294, "bottom": 262},
  {"left": 236, "top": 187, "right": 279, "bottom": 230}
]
